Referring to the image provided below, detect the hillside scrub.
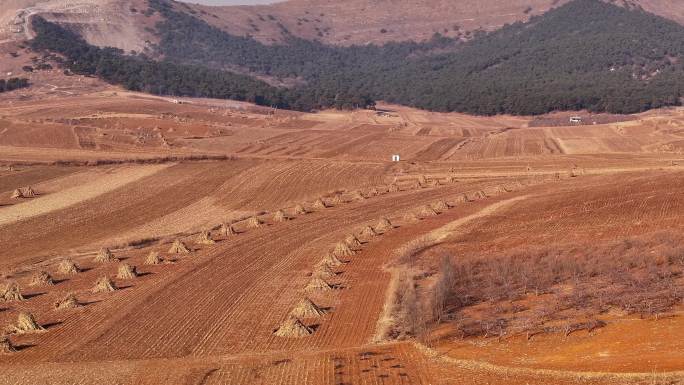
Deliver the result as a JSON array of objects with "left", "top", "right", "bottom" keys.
[{"left": 438, "top": 231, "right": 684, "bottom": 340}]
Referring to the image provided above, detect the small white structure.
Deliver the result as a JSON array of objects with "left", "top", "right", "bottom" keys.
[
  {"left": 391, "top": 154, "right": 401, "bottom": 162},
  {"left": 569, "top": 116, "right": 583, "bottom": 124}
]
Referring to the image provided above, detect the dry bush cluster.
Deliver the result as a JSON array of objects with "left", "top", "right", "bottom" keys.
[{"left": 441, "top": 231, "right": 684, "bottom": 340}]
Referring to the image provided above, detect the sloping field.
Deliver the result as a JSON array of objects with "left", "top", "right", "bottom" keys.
[
  {"left": 411, "top": 171, "right": 684, "bottom": 374},
  {"left": 2, "top": 88, "right": 684, "bottom": 384}
]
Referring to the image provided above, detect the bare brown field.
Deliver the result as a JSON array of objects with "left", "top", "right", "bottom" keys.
[{"left": 1, "top": 86, "right": 684, "bottom": 384}]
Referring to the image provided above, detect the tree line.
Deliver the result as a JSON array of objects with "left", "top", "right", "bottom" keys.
[
  {"left": 0, "top": 78, "right": 29, "bottom": 93},
  {"left": 29, "top": 17, "right": 374, "bottom": 111},
  {"left": 32, "top": 0, "right": 684, "bottom": 115}
]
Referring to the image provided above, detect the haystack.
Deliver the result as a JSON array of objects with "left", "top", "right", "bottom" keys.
[
  {"left": 387, "top": 184, "right": 399, "bottom": 193},
  {"left": 168, "top": 239, "right": 190, "bottom": 254},
  {"left": 351, "top": 191, "right": 365, "bottom": 201},
  {"left": 145, "top": 251, "right": 163, "bottom": 265},
  {"left": 315, "top": 263, "right": 337, "bottom": 279},
  {"left": 23, "top": 186, "right": 36, "bottom": 198},
  {"left": 345, "top": 234, "right": 362, "bottom": 248},
  {"left": 375, "top": 218, "right": 394, "bottom": 233},
  {"left": 273, "top": 210, "right": 289, "bottom": 222},
  {"left": 0, "top": 335, "right": 15, "bottom": 354},
  {"left": 431, "top": 201, "right": 449, "bottom": 212},
  {"left": 58, "top": 259, "right": 80, "bottom": 275},
  {"left": 293, "top": 204, "right": 309, "bottom": 215},
  {"left": 367, "top": 187, "right": 379, "bottom": 197},
  {"left": 116, "top": 263, "right": 137, "bottom": 279},
  {"left": 196, "top": 230, "right": 215, "bottom": 245},
  {"left": 54, "top": 293, "right": 81, "bottom": 310},
  {"left": 312, "top": 198, "right": 328, "bottom": 209},
  {"left": 7, "top": 312, "right": 44, "bottom": 334},
  {"left": 29, "top": 271, "right": 54, "bottom": 286},
  {"left": 1, "top": 282, "right": 24, "bottom": 302},
  {"left": 418, "top": 205, "right": 438, "bottom": 217},
  {"left": 333, "top": 242, "right": 355, "bottom": 258},
  {"left": 290, "top": 298, "right": 325, "bottom": 318},
  {"left": 10, "top": 189, "right": 24, "bottom": 199},
  {"left": 220, "top": 223, "right": 237, "bottom": 236},
  {"left": 247, "top": 216, "right": 262, "bottom": 229},
  {"left": 322, "top": 253, "right": 344, "bottom": 267},
  {"left": 360, "top": 225, "right": 377, "bottom": 238},
  {"left": 274, "top": 317, "right": 313, "bottom": 338},
  {"left": 331, "top": 194, "right": 345, "bottom": 206},
  {"left": 305, "top": 277, "right": 333, "bottom": 292},
  {"left": 94, "top": 248, "right": 118, "bottom": 263},
  {"left": 92, "top": 276, "right": 117, "bottom": 293},
  {"left": 451, "top": 194, "right": 467, "bottom": 204}
]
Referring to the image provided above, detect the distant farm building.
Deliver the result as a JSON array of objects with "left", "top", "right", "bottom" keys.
[
  {"left": 392, "top": 154, "right": 401, "bottom": 162},
  {"left": 569, "top": 116, "right": 583, "bottom": 124}
]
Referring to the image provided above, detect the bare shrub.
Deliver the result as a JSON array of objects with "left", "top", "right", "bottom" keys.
[{"left": 436, "top": 231, "right": 684, "bottom": 339}]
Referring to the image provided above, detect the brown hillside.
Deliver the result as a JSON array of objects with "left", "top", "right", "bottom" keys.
[{"left": 191, "top": 0, "right": 684, "bottom": 45}]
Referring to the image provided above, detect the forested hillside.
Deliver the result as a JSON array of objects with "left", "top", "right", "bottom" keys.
[{"left": 30, "top": 0, "right": 684, "bottom": 115}]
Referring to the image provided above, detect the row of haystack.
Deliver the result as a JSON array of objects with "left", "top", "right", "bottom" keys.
[
  {"left": 11, "top": 186, "right": 36, "bottom": 199},
  {"left": 274, "top": 217, "right": 397, "bottom": 338},
  {"left": 0, "top": 245, "right": 180, "bottom": 353}
]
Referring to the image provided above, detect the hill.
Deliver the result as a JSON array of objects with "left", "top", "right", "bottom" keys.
[
  {"left": 186, "top": 0, "right": 684, "bottom": 46},
  {"left": 29, "top": 0, "right": 684, "bottom": 115}
]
